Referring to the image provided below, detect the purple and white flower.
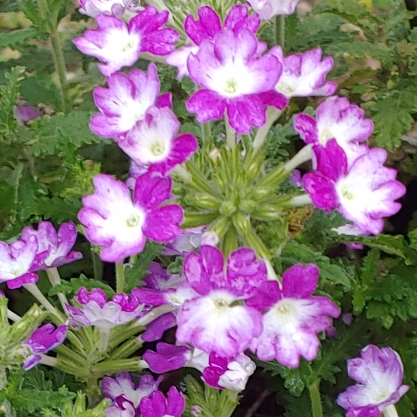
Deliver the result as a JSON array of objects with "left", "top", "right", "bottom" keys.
[
  {"left": 21, "top": 221, "right": 82, "bottom": 269},
  {"left": 78, "top": 172, "right": 183, "bottom": 262},
  {"left": 90, "top": 64, "right": 167, "bottom": 139},
  {"left": 260, "top": 47, "right": 337, "bottom": 109},
  {"left": 302, "top": 139, "right": 406, "bottom": 235},
  {"left": 186, "top": 27, "right": 281, "bottom": 133},
  {"left": 143, "top": 343, "right": 255, "bottom": 391},
  {"left": 247, "top": 0, "right": 302, "bottom": 19},
  {"left": 0, "top": 236, "right": 46, "bottom": 289},
  {"left": 167, "top": 5, "right": 262, "bottom": 80},
  {"left": 175, "top": 246, "right": 267, "bottom": 357},
  {"left": 73, "top": 7, "right": 179, "bottom": 76},
  {"left": 117, "top": 106, "right": 198, "bottom": 175},
  {"left": 337, "top": 345, "right": 409, "bottom": 417},
  {"left": 66, "top": 287, "right": 143, "bottom": 328},
  {"left": 22, "top": 324, "right": 67, "bottom": 370},
  {"left": 139, "top": 386, "right": 185, "bottom": 417},
  {"left": 294, "top": 97, "right": 373, "bottom": 167},
  {"left": 79, "top": 0, "right": 143, "bottom": 18},
  {"left": 202, "top": 352, "right": 256, "bottom": 391},
  {"left": 249, "top": 263, "right": 340, "bottom": 368},
  {"left": 103, "top": 373, "right": 162, "bottom": 417}
]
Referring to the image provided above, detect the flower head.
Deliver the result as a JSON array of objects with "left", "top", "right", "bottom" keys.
[
  {"left": 78, "top": 172, "right": 183, "bottom": 262},
  {"left": 247, "top": 0, "right": 302, "bottom": 19},
  {"left": 337, "top": 345, "right": 409, "bottom": 417},
  {"left": 249, "top": 263, "right": 340, "bottom": 368},
  {"left": 22, "top": 324, "right": 67, "bottom": 370},
  {"left": 140, "top": 386, "right": 185, "bottom": 417},
  {"left": 176, "top": 246, "right": 266, "bottom": 357},
  {"left": 186, "top": 27, "right": 281, "bottom": 133},
  {"left": 79, "top": 0, "right": 144, "bottom": 18},
  {"left": 66, "top": 287, "right": 143, "bottom": 328},
  {"left": 294, "top": 97, "right": 373, "bottom": 167},
  {"left": 21, "top": 221, "right": 82, "bottom": 269},
  {"left": 117, "top": 106, "right": 198, "bottom": 175},
  {"left": 263, "top": 46, "right": 336, "bottom": 108},
  {"left": 73, "top": 7, "right": 179, "bottom": 76},
  {"left": 167, "top": 5, "right": 262, "bottom": 80},
  {"left": 103, "top": 373, "right": 162, "bottom": 417},
  {"left": 90, "top": 64, "right": 166, "bottom": 139},
  {"left": 302, "top": 140, "right": 406, "bottom": 235},
  {"left": 0, "top": 237, "right": 46, "bottom": 289}
]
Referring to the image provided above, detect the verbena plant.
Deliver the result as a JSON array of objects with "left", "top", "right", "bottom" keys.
[{"left": 1, "top": 0, "right": 417, "bottom": 416}]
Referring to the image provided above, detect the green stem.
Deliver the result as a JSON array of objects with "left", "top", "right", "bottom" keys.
[
  {"left": 253, "top": 108, "right": 283, "bottom": 150},
  {"left": 283, "top": 144, "right": 313, "bottom": 173},
  {"left": 92, "top": 251, "right": 103, "bottom": 281},
  {"left": 275, "top": 15, "right": 286, "bottom": 48},
  {"left": 222, "top": 225, "right": 239, "bottom": 258},
  {"left": 36, "top": 0, "right": 71, "bottom": 113},
  {"left": 116, "top": 262, "right": 125, "bottom": 293},
  {"left": 92, "top": 358, "right": 142, "bottom": 375},
  {"left": 23, "top": 283, "right": 65, "bottom": 321},
  {"left": 109, "top": 337, "right": 143, "bottom": 360},
  {"left": 382, "top": 405, "right": 399, "bottom": 417},
  {"left": 225, "top": 114, "right": 236, "bottom": 149},
  {"left": 46, "top": 267, "right": 69, "bottom": 314},
  {"left": 50, "top": 27, "right": 71, "bottom": 113},
  {"left": 308, "top": 379, "right": 323, "bottom": 417}
]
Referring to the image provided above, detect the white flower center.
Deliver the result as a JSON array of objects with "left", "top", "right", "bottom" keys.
[
  {"left": 126, "top": 213, "right": 142, "bottom": 228},
  {"left": 319, "top": 128, "right": 334, "bottom": 145},
  {"left": 224, "top": 79, "right": 238, "bottom": 94},
  {"left": 150, "top": 141, "right": 165, "bottom": 157},
  {"left": 275, "top": 80, "right": 296, "bottom": 96}
]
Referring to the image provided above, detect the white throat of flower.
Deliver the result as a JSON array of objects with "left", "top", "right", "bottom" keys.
[
  {"left": 104, "top": 28, "right": 141, "bottom": 64},
  {"left": 335, "top": 175, "right": 368, "bottom": 214},
  {"left": 209, "top": 62, "right": 256, "bottom": 98},
  {"left": 106, "top": 204, "right": 145, "bottom": 242},
  {"left": 140, "top": 134, "right": 172, "bottom": 164}
]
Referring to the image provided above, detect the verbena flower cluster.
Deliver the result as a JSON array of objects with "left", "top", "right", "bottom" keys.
[{"left": 0, "top": 1, "right": 409, "bottom": 417}]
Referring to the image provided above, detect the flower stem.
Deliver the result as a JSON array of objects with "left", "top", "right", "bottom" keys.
[
  {"left": 108, "top": 337, "right": 143, "bottom": 360},
  {"left": 98, "top": 327, "right": 111, "bottom": 353},
  {"left": 7, "top": 309, "right": 20, "bottom": 322},
  {"left": 115, "top": 262, "right": 125, "bottom": 293},
  {"left": 225, "top": 114, "right": 236, "bottom": 149},
  {"left": 92, "top": 358, "right": 142, "bottom": 375},
  {"left": 253, "top": 108, "right": 282, "bottom": 150},
  {"left": 283, "top": 144, "right": 313, "bottom": 173},
  {"left": 308, "top": 379, "right": 323, "bottom": 417},
  {"left": 275, "top": 15, "right": 286, "bottom": 48},
  {"left": 382, "top": 405, "right": 399, "bottom": 417},
  {"left": 23, "top": 283, "right": 64, "bottom": 321},
  {"left": 289, "top": 194, "right": 312, "bottom": 207},
  {"left": 36, "top": 0, "right": 70, "bottom": 113},
  {"left": 46, "top": 267, "right": 69, "bottom": 314}
]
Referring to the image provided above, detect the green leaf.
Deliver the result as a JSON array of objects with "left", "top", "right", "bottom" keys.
[
  {"left": 0, "top": 28, "right": 47, "bottom": 49},
  {"left": 277, "top": 241, "right": 352, "bottom": 288},
  {"left": 124, "top": 242, "right": 163, "bottom": 293},
  {"left": 348, "top": 234, "right": 417, "bottom": 264},
  {"left": 327, "top": 41, "right": 392, "bottom": 67},
  {"left": 21, "top": 112, "right": 109, "bottom": 157},
  {"left": 49, "top": 275, "right": 115, "bottom": 298},
  {"left": 371, "top": 94, "right": 416, "bottom": 152},
  {"left": 0, "top": 66, "right": 25, "bottom": 136}
]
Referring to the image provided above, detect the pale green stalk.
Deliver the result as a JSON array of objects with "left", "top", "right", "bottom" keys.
[
  {"left": 290, "top": 194, "right": 312, "bottom": 207},
  {"left": 283, "top": 144, "right": 313, "bottom": 173},
  {"left": 308, "top": 379, "right": 323, "bottom": 417},
  {"left": 225, "top": 115, "right": 236, "bottom": 149},
  {"left": 116, "top": 262, "right": 125, "bottom": 294},
  {"left": 253, "top": 108, "right": 283, "bottom": 150},
  {"left": 46, "top": 267, "right": 69, "bottom": 314},
  {"left": 382, "top": 405, "right": 399, "bottom": 417}
]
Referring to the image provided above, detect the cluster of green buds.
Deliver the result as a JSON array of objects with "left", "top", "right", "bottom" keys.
[
  {"left": 174, "top": 137, "right": 310, "bottom": 260},
  {"left": 145, "top": 0, "right": 236, "bottom": 40},
  {"left": 0, "top": 294, "right": 45, "bottom": 383}
]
